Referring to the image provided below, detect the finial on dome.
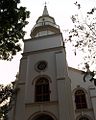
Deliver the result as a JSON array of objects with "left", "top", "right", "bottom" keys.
[
  {"left": 42, "top": 2, "right": 49, "bottom": 16},
  {"left": 45, "top": 1, "right": 47, "bottom": 7}
]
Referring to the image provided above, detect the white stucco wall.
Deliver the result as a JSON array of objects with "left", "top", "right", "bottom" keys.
[
  {"left": 23, "top": 34, "right": 63, "bottom": 53},
  {"left": 68, "top": 67, "right": 96, "bottom": 120}
]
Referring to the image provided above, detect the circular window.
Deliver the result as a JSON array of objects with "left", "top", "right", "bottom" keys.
[{"left": 36, "top": 61, "right": 47, "bottom": 71}]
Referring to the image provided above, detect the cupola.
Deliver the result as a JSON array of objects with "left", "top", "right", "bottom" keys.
[{"left": 30, "top": 5, "right": 60, "bottom": 38}]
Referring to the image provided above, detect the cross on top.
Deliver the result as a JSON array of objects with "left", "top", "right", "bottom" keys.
[{"left": 44, "top": 1, "right": 47, "bottom": 7}]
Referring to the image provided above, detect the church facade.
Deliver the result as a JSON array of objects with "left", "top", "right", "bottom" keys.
[
  {"left": 9, "top": 5, "right": 96, "bottom": 120},
  {"left": 68, "top": 67, "right": 96, "bottom": 120}
]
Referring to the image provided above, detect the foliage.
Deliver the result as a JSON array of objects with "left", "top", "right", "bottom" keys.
[
  {"left": 0, "top": 0, "right": 30, "bottom": 60},
  {"left": 65, "top": 1, "right": 96, "bottom": 69},
  {"left": 0, "top": 84, "right": 13, "bottom": 120}
]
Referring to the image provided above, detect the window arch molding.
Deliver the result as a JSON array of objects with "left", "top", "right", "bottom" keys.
[
  {"left": 33, "top": 76, "right": 52, "bottom": 102},
  {"left": 28, "top": 111, "right": 57, "bottom": 120},
  {"left": 72, "top": 87, "right": 87, "bottom": 95},
  {"left": 76, "top": 114, "right": 93, "bottom": 120},
  {"left": 32, "top": 75, "right": 52, "bottom": 85}
]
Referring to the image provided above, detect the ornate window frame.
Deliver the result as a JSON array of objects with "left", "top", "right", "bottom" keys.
[
  {"left": 28, "top": 111, "right": 57, "bottom": 120},
  {"left": 35, "top": 60, "right": 48, "bottom": 72},
  {"left": 75, "top": 89, "right": 87, "bottom": 109},
  {"left": 76, "top": 114, "right": 93, "bottom": 120},
  {"left": 72, "top": 87, "right": 88, "bottom": 110},
  {"left": 35, "top": 76, "right": 50, "bottom": 102}
]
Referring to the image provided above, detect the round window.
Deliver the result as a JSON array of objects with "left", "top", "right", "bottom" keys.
[{"left": 36, "top": 61, "right": 47, "bottom": 71}]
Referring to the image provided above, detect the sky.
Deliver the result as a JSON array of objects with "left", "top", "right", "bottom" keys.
[{"left": 0, "top": 0, "right": 96, "bottom": 85}]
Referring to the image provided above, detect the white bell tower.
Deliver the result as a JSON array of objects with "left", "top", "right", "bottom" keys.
[{"left": 10, "top": 5, "right": 75, "bottom": 120}]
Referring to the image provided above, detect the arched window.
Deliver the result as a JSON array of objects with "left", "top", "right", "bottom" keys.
[
  {"left": 35, "top": 77, "right": 50, "bottom": 102},
  {"left": 79, "top": 117, "right": 89, "bottom": 120},
  {"left": 34, "top": 114, "right": 54, "bottom": 120},
  {"left": 75, "top": 90, "right": 87, "bottom": 109}
]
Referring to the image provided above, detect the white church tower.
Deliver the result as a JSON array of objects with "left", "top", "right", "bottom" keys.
[{"left": 10, "top": 5, "right": 75, "bottom": 120}]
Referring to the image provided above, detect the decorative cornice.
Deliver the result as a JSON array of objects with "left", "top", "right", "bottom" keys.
[
  {"left": 23, "top": 33, "right": 62, "bottom": 42},
  {"left": 75, "top": 108, "right": 93, "bottom": 113},
  {"left": 56, "top": 77, "right": 65, "bottom": 80},
  {"left": 17, "top": 82, "right": 25, "bottom": 85},
  {"left": 22, "top": 46, "right": 64, "bottom": 56},
  {"left": 25, "top": 101, "right": 58, "bottom": 106}
]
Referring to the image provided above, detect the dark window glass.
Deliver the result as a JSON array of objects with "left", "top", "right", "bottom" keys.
[
  {"left": 79, "top": 117, "right": 89, "bottom": 120},
  {"left": 35, "top": 77, "right": 50, "bottom": 102},
  {"left": 35, "top": 114, "right": 53, "bottom": 120},
  {"left": 75, "top": 90, "right": 87, "bottom": 109},
  {"left": 37, "top": 61, "right": 47, "bottom": 71}
]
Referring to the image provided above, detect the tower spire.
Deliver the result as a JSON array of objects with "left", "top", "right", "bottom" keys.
[
  {"left": 45, "top": 1, "right": 47, "bottom": 6},
  {"left": 42, "top": 2, "right": 49, "bottom": 16},
  {"left": 30, "top": 3, "right": 60, "bottom": 38}
]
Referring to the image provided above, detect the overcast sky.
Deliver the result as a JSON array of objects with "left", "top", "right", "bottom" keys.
[{"left": 0, "top": 0, "right": 96, "bottom": 85}]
